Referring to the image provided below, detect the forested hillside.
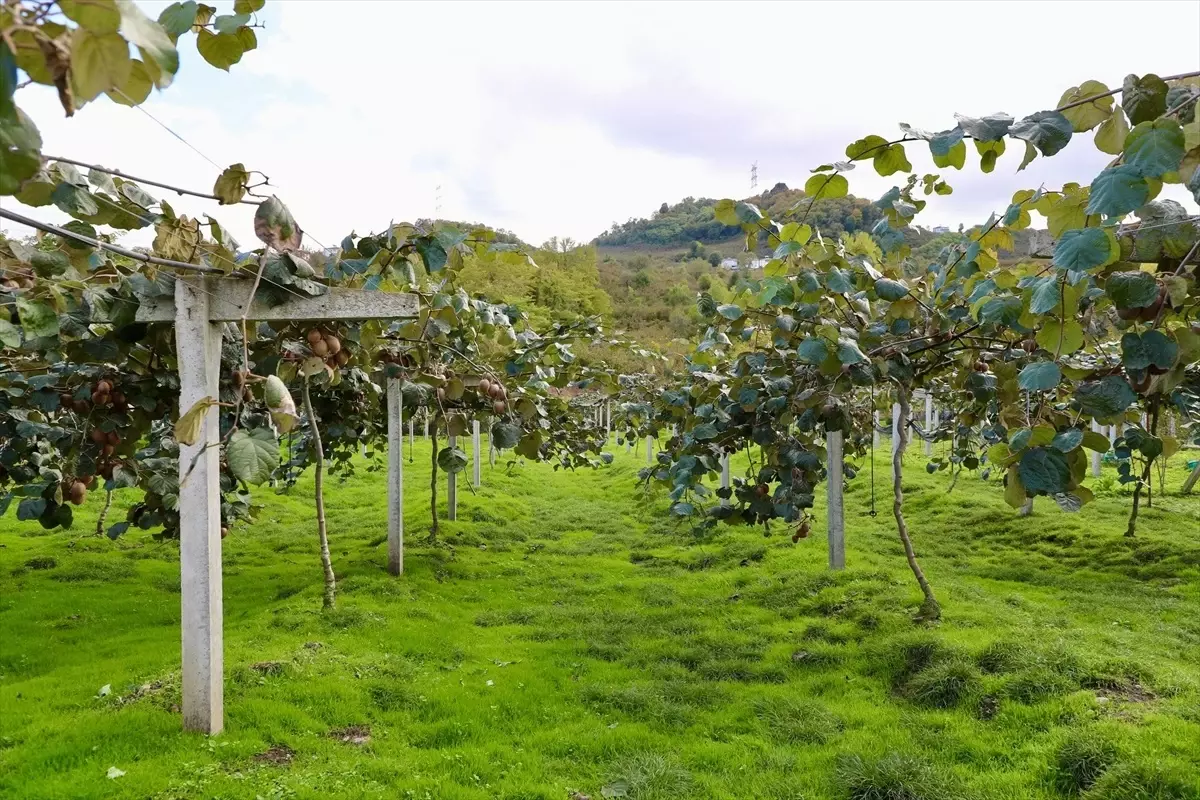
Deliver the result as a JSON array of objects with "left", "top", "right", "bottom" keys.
[{"left": 595, "top": 183, "right": 889, "bottom": 249}]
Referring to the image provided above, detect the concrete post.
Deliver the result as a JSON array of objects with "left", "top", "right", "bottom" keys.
[
  {"left": 605, "top": 401, "right": 611, "bottom": 440},
  {"left": 924, "top": 394, "right": 933, "bottom": 456},
  {"left": 826, "top": 430, "right": 845, "bottom": 570},
  {"left": 646, "top": 436, "right": 653, "bottom": 465},
  {"left": 387, "top": 379, "right": 403, "bottom": 576},
  {"left": 891, "top": 402, "right": 902, "bottom": 461},
  {"left": 472, "top": 419, "right": 481, "bottom": 488},
  {"left": 174, "top": 277, "right": 223, "bottom": 734},
  {"left": 1090, "top": 420, "right": 1102, "bottom": 478},
  {"left": 447, "top": 434, "right": 457, "bottom": 521}
]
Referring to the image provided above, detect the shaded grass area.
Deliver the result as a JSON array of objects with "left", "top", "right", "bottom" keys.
[{"left": 1, "top": 441, "right": 1199, "bottom": 799}]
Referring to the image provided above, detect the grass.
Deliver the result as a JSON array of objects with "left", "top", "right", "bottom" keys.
[{"left": 2, "top": 440, "right": 1199, "bottom": 799}]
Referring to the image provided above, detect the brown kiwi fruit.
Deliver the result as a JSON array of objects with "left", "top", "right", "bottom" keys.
[
  {"left": 324, "top": 335, "right": 341, "bottom": 355},
  {"left": 101, "top": 443, "right": 115, "bottom": 457},
  {"left": 89, "top": 427, "right": 108, "bottom": 444},
  {"left": 68, "top": 480, "right": 87, "bottom": 505},
  {"left": 335, "top": 350, "right": 350, "bottom": 366},
  {"left": 106, "top": 431, "right": 121, "bottom": 446},
  {"left": 307, "top": 329, "right": 324, "bottom": 345},
  {"left": 311, "top": 339, "right": 329, "bottom": 357},
  {"left": 493, "top": 400, "right": 506, "bottom": 414}
]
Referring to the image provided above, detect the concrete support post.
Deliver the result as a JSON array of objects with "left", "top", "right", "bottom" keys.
[
  {"left": 826, "top": 430, "right": 845, "bottom": 570},
  {"left": 1090, "top": 420, "right": 1102, "bottom": 478},
  {"left": 472, "top": 419, "right": 481, "bottom": 488},
  {"left": 447, "top": 434, "right": 457, "bottom": 521},
  {"left": 175, "top": 277, "right": 223, "bottom": 734},
  {"left": 387, "top": 379, "right": 403, "bottom": 576},
  {"left": 720, "top": 453, "right": 731, "bottom": 507},
  {"left": 924, "top": 394, "right": 933, "bottom": 456}
]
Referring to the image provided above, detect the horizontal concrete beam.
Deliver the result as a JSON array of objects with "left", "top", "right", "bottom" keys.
[{"left": 136, "top": 280, "right": 419, "bottom": 323}]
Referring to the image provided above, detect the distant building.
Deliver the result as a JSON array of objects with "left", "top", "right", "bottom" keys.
[
  {"left": 720, "top": 258, "right": 739, "bottom": 270},
  {"left": 747, "top": 258, "right": 770, "bottom": 270},
  {"left": 932, "top": 226, "right": 950, "bottom": 234}
]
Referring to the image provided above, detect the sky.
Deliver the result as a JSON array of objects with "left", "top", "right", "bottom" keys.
[{"left": 7, "top": 0, "right": 1200, "bottom": 250}]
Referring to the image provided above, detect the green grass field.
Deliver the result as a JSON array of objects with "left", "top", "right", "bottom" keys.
[{"left": 2, "top": 440, "right": 1199, "bottom": 800}]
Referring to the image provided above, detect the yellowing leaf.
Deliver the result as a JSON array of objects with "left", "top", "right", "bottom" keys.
[{"left": 175, "top": 396, "right": 217, "bottom": 446}]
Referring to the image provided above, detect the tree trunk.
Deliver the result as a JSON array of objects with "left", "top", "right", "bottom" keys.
[
  {"left": 429, "top": 422, "right": 439, "bottom": 538},
  {"left": 892, "top": 387, "right": 940, "bottom": 621},
  {"left": 95, "top": 490, "right": 113, "bottom": 537},
  {"left": 302, "top": 380, "right": 336, "bottom": 609}
]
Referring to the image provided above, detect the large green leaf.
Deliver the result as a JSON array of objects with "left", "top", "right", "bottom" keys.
[
  {"left": 1105, "top": 270, "right": 1158, "bottom": 309},
  {"left": 1051, "top": 428, "right": 1084, "bottom": 453},
  {"left": 1028, "top": 276, "right": 1061, "bottom": 315},
  {"left": 873, "top": 143, "right": 911, "bottom": 176},
  {"left": 1018, "top": 361, "right": 1061, "bottom": 392},
  {"left": 1123, "top": 119, "right": 1185, "bottom": 178},
  {"left": 716, "top": 304, "right": 742, "bottom": 320},
  {"left": 975, "top": 139, "right": 1005, "bottom": 173},
  {"left": 1009, "top": 111, "right": 1073, "bottom": 156},
  {"left": 70, "top": 28, "right": 131, "bottom": 102},
  {"left": 796, "top": 337, "right": 828, "bottom": 365},
  {"left": 954, "top": 112, "right": 1013, "bottom": 142},
  {"left": 0, "top": 319, "right": 21, "bottom": 348},
  {"left": 1035, "top": 320, "right": 1083, "bottom": 355},
  {"left": 60, "top": 0, "right": 121, "bottom": 33},
  {"left": 213, "top": 163, "right": 248, "bottom": 204},
  {"left": 106, "top": 59, "right": 153, "bottom": 105},
  {"left": 1052, "top": 228, "right": 1117, "bottom": 272},
  {"left": 226, "top": 428, "right": 278, "bottom": 485},
  {"left": 1085, "top": 165, "right": 1148, "bottom": 217},
  {"left": 1057, "top": 80, "right": 1112, "bottom": 131},
  {"left": 16, "top": 297, "right": 58, "bottom": 338},
  {"left": 157, "top": 1, "right": 198, "bottom": 39},
  {"left": 1018, "top": 447, "right": 1071, "bottom": 495},
  {"left": 931, "top": 140, "right": 966, "bottom": 170},
  {"left": 117, "top": 0, "right": 178, "bottom": 87},
  {"left": 1122, "top": 74, "right": 1168, "bottom": 125},
  {"left": 196, "top": 29, "right": 245, "bottom": 71},
  {"left": 803, "top": 173, "right": 848, "bottom": 200},
  {"left": 254, "top": 196, "right": 303, "bottom": 251},
  {"left": 1120, "top": 330, "right": 1177, "bottom": 371},
  {"left": 437, "top": 446, "right": 468, "bottom": 474},
  {"left": 490, "top": 421, "right": 521, "bottom": 450},
  {"left": 874, "top": 277, "right": 909, "bottom": 301},
  {"left": 979, "top": 295, "right": 1022, "bottom": 326},
  {"left": 1094, "top": 105, "right": 1131, "bottom": 155},
  {"left": 1075, "top": 376, "right": 1137, "bottom": 417},
  {"left": 0, "top": 108, "right": 43, "bottom": 195}
]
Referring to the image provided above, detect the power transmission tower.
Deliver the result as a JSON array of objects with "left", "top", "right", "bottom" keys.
[{"left": 750, "top": 162, "right": 758, "bottom": 192}]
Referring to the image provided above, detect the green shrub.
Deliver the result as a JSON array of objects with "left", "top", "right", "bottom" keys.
[
  {"left": 837, "top": 752, "right": 959, "bottom": 800},
  {"left": 1052, "top": 728, "right": 1119, "bottom": 794},
  {"left": 1083, "top": 761, "right": 1195, "bottom": 800},
  {"left": 755, "top": 696, "right": 844, "bottom": 744},
  {"left": 905, "top": 660, "right": 982, "bottom": 708}
]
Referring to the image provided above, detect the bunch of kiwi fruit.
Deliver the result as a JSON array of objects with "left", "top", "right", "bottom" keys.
[{"left": 305, "top": 328, "right": 352, "bottom": 368}]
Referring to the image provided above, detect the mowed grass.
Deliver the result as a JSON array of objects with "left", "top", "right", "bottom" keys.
[{"left": 2, "top": 438, "right": 1199, "bottom": 800}]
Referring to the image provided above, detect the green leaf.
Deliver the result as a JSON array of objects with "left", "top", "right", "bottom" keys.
[
  {"left": 825, "top": 267, "right": 853, "bottom": 293},
  {"left": 1123, "top": 119, "right": 1185, "bottom": 178},
  {"left": 1086, "top": 165, "right": 1149, "bottom": 217},
  {"left": 1081, "top": 429, "right": 1109, "bottom": 452},
  {"left": 195, "top": 29, "right": 245, "bottom": 71},
  {"left": 1122, "top": 73, "right": 1168, "bottom": 125},
  {"left": 213, "top": 163, "right": 248, "bottom": 205},
  {"left": 845, "top": 134, "right": 889, "bottom": 160},
  {"left": 713, "top": 198, "right": 739, "bottom": 225},
  {"left": 1120, "top": 330, "right": 1177, "bottom": 371},
  {"left": 1017, "top": 141, "right": 1038, "bottom": 172},
  {"left": 1009, "top": 111, "right": 1073, "bottom": 156},
  {"left": 931, "top": 140, "right": 966, "bottom": 170},
  {"left": 803, "top": 173, "right": 848, "bottom": 199},
  {"left": 716, "top": 304, "right": 743, "bottom": 320},
  {"left": 59, "top": 0, "right": 121, "bottom": 33},
  {"left": 975, "top": 139, "right": 1005, "bottom": 173},
  {"left": 213, "top": 12, "right": 250, "bottom": 34},
  {"left": 437, "top": 447, "right": 468, "bottom": 474},
  {"left": 70, "top": 28, "right": 131, "bottom": 102},
  {"left": 796, "top": 337, "right": 828, "bottom": 365},
  {"left": 1029, "top": 276, "right": 1061, "bottom": 315},
  {"left": 836, "top": 339, "right": 867, "bottom": 365},
  {"left": 0, "top": 319, "right": 21, "bottom": 348},
  {"left": 174, "top": 396, "right": 217, "bottom": 445},
  {"left": 1094, "top": 106, "right": 1131, "bottom": 155},
  {"left": 16, "top": 297, "right": 58, "bottom": 339},
  {"left": 1035, "top": 320, "right": 1084, "bottom": 356},
  {"left": 234, "top": 0, "right": 265, "bottom": 12},
  {"left": 226, "top": 428, "right": 278, "bottom": 485},
  {"left": 954, "top": 112, "right": 1013, "bottom": 142},
  {"left": 1018, "top": 447, "right": 1071, "bottom": 495},
  {"left": 490, "top": 421, "right": 521, "bottom": 450},
  {"left": 873, "top": 143, "right": 911, "bottom": 176},
  {"left": 1004, "top": 466, "right": 1027, "bottom": 507},
  {"left": 1057, "top": 80, "right": 1112, "bottom": 131},
  {"left": 116, "top": 0, "right": 179, "bottom": 88},
  {"left": 1018, "top": 361, "right": 1060, "bottom": 392},
  {"left": 874, "top": 277, "right": 909, "bottom": 301},
  {"left": 1105, "top": 270, "right": 1158, "bottom": 309},
  {"left": 1053, "top": 228, "right": 1117, "bottom": 272},
  {"left": 780, "top": 222, "right": 812, "bottom": 244},
  {"left": 0, "top": 109, "right": 44, "bottom": 195},
  {"left": 979, "top": 295, "right": 1022, "bottom": 326},
  {"left": 106, "top": 58, "right": 153, "bottom": 105},
  {"left": 415, "top": 237, "right": 447, "bottom": 273},
  {"left": 157, "top": 1, "right": 198, "bottom": 39},
  {"left": 17, "top": 498, "right": 47, "bottom": 522},
  {"left": 1075, "top": 376, "right": 1137, "bottom": 417},
  {"left": 254, "top": 196, "right": 303, "bottom": 251},
  {"left": 1051, "top": 428, "right": 1084, "bottom": 453}
]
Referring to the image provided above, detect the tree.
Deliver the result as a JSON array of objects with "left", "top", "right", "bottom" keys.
[{"left": 708, "top": 252, "right": 721, "bottom": 267}]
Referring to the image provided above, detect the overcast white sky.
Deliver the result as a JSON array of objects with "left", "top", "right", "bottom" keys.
[{"left": 7, "top": 0, "right": 1200, "bottom": 249}]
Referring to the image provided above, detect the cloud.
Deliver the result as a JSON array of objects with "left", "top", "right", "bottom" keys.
[{"left": 7, "top": 0, "right": 1198, "bottom": 248}]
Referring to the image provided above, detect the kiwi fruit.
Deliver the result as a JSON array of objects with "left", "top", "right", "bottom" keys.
[
  {"left": 311, "top": 339, "right": 329, "bottom": 357},
  {"left": 324, "top": 335, "right": 341, "bottom": 355},
  {"left": 307, "top": 329, "right": 324, "bottom": 345},
  {"left": 68, "top": 480, "right": 87, "bottom": 505}
]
